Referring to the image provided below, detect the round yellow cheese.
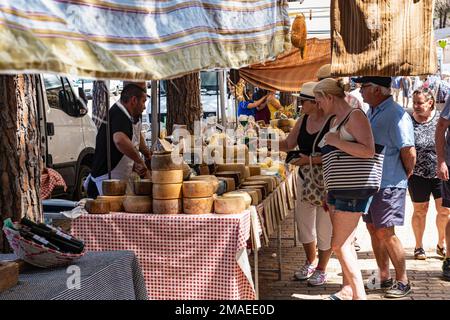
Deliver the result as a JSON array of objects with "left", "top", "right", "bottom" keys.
[
  {"left": 85, "top": 199, "right": 110, "bottom": 214},
  {"left": 214, "top": 196, "right": 246, "bottom": 214},
  {"left": 152, "top": 170, "right": 183, "bottom": 184},
  {"left": 153, "top": 183, "right": 182, "bottom": 199},
  {"left": 123, "top": 196, "right": 152, "bottom": 213},
  {"left": 182, "top": 181, "right": 214, "bottom": 198},
  {"left": 96, "top": 195, "right": 125, "bottom": 212},
  {"left": 153, "top": 199, "right": 182, "bottom": 214},
  {"left": 183, "top": 197, "right": 214, "bottom": 214},
  {"left": 222, "top": 191, "right": 252, "bottom": 208},
  {"left": 151, "top": 153, "right": 183, "bottom": 171}
]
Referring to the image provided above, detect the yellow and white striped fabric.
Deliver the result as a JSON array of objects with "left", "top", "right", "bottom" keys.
[{"left": 0, "top": 0, "right": 291, "bottom": 80}]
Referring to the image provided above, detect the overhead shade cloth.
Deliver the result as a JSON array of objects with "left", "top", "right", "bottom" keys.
[
  {"left": 239, "top": 38, "right": 330, "bottom": 92},
  {"left": 330, "top": 0, "right": 437, "bottom": 76},
  {"left": 0, "top": 0, "right": 290, "bottom": 80}
]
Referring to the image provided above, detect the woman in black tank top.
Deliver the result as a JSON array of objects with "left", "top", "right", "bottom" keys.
[{"left": 279, "top": 82, "right": 334, "bottom": 287}]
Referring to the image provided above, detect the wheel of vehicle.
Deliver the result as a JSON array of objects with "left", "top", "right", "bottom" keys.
[{"left": 73, "top": 164, "right": 91, "bottom": 200}]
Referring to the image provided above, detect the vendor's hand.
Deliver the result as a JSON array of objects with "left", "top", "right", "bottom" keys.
[
  {"left": 437, "top": 161, "right": 449, "bottom": 181},
  {"left": 134, "top": 161, "right": 148, "bottom": 177},
  {"left": 290, "top": 154, "right": 309, "bottom": 166},
  {"left": 322, "top": 132, "right": 340, "bottom": 147}
]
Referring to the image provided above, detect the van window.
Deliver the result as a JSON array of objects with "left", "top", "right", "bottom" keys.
[{"left": 43, "top": 74, "right": 78, "bottom": 116}]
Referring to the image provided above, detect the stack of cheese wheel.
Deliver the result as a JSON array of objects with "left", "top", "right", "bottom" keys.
[
  {"left": 99, "top": 179, "right": 127, "bottom": 213},
  {"left": 182, "top": 180, "right": 215, "bottom": 214},
  {"left": 152, "top": 153, "right": 184, "bottom": 214}
]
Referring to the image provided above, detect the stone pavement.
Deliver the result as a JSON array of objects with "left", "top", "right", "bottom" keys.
[{"left": 254, "top": 194, "right": 450, "bottom": 300}]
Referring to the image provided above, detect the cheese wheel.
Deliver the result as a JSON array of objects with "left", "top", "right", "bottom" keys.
[
  {"left": 215, "top": 171, "right": 241, "bottom": 186},
  {"left": 85, "top": 199, "right": 110, "bottom": 214},
  {"left": 183, "top": 197, "right": 214, "bottom": 214},
  {"left": 222, "top": 191, "right": 252, "bottom": 208},
  {"left": 214, "top": 196, "right": 246, "bottom": 214},
  {"left": 248, "top": 165, "right": 261, "bottom": 176},
  {"left": 238, "top": 189, "right": 258, "bottom": 205},
  {"left": 152, "top": 170, "right": 183, "bottom": 184},
  {"left": 217, "top": 177, "right": 235, "bottom": 192},
  {"left": 241, "top": 180, "right": 269, "bottom": 195},
  {"left": 151, "top": 153, "right": 183, "bottom": 171},
  {"left": 241, "top": 185, "right": 266, "bottom": 199},
  {"left": 96, "top": 196, "right": 125, "bottom": 212},
  {"left": 182, "top": 181, "right": 214, "bottom": 198},
  {"left": 239, "top": 187, "right": 262, "bottom": 204},
  {"left": 153, "top": 199, "right": 182, "bottom": 214},
  {"left": 153, "top": 183, "right": 182, "bottom": 199},
  {"left": 133, "top": 179, "right": 152, "bottom": 196},
  {"left": 123, "top": 196, "right": 152, "bottom": 213},
  {"left": 245, "top": 176, "right": 275, "bottom": 192},
  {"left": 102, "top": 179, "right": 127, "bottom": 196},
  {"left": 216, "top": 164, "right": 246, "bottom": 180},
  {"left": 190, "top": 175, "right": 219, "bottom": 193}
]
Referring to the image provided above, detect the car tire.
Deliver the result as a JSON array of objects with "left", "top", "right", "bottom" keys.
[{"left": 72, "top": 164, "right": 91, "bottom": 200}]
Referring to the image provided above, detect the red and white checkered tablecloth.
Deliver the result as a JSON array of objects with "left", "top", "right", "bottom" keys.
[{"left": 71, "top": 211, "right": 254, "bottom": 300}]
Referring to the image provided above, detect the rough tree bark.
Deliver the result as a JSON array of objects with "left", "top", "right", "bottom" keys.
[
  {"left": 92, "top": 80, "right": 108, "bottom": 129},
  {"left": 0, "top": 74, "right": 42, "bottom": 252},
  {"left": 279, "top": 92, "right": 298, "bottom": 109},
  {"left": 166, "top": 73, "right": 202, "bottom": 135}
]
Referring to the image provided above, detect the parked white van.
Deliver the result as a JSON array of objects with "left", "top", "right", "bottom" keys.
[{"left": 38, "top": 74, "right": 97, "bottom": 200}]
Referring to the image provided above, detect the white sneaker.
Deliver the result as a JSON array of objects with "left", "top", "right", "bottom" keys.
[
  {"left": 294, "top": 261, "right": 316, "bottom": 280},
  {"left": 307, "top": 270, "right": 327, "bottom": 286}
]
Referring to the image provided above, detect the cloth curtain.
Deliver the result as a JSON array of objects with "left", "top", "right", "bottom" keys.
[{"left": 0, "top": 0, "right": 290, "bottom": 80}]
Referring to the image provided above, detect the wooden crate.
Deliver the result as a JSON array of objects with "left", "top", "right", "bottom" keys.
[{"left": 0, "top": 261, "right": 19, "bottom": 293}]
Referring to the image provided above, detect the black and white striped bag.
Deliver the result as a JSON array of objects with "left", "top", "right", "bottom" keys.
[
  {"left": 321, "top": 110, "right": 385, "bottom": 199},
  {"left": 322, "top": 144, "right": 385, "bottom": 199}
]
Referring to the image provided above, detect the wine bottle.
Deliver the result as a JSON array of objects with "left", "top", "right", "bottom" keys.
[
  {"left": 20, "top": 218, "right": 84, "bottom": 254},
  {"left": 21, "top": 218, "right": 84, "bottom": 247},
  {"left": 19, "top": 228, "right": 61, "bottom": 251}
]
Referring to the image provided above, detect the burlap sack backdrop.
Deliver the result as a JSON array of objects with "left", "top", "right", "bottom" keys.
[{"left": 330, "top": 0, "right": 437, "bottom": 76}]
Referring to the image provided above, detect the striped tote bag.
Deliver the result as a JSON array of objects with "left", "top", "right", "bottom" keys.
[{"left": 321, "top": 143, "right": 385, "bottom": 199}]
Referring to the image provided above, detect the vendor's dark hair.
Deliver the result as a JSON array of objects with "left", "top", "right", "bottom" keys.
[
  {"left": 252, "top": 89, "right": 267, "bottom": 101},
  {"left": 121, "top": 84, "right": 146, "bottom": 103}
]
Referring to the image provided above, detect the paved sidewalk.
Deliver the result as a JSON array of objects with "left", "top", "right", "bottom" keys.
[{"left": 255, "top": 195, "right": 450, "bottom": 300}]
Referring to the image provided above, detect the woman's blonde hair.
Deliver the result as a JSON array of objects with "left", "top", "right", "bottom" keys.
[
  {"left": 413, "top": 87, "right": 435, "bottom": 110},
  {"left": 313, "top": 78, "right": 346, "bottom": 98}
]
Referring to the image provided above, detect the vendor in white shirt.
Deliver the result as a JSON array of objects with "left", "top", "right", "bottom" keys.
[{"left": 85, "top": 81, "right": 152, "bottom": 198}]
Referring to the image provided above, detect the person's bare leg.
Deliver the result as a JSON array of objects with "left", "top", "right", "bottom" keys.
[
  {"left": 375, "top": 227, "right": 408, "bottom": 283},
  {"left": 317, "top": 249, "right": 332, "bottom": 270},
  {"left": 366, "top": 223, "right": 391, "bottom": 281},
  {"left": 411, "top": 202, "right": 429, "bottom": 249},
  {"left": 303, "top": 241, "right": 317, "bottom": 265},
  {"left": 435, "top": 198, "right": 450, "bottom": 249},
  {"left": 331, "top": 211, "right": 366, "bottom": 300}
]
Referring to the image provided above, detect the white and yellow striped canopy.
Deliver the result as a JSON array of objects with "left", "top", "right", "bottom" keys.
[{"left": 0, "top": 0, "right": 291, "bottom": 80}]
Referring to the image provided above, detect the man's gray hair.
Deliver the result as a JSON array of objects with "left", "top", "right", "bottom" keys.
[{"left": 369, "top": 82, "right": 392, "bottom": 96}]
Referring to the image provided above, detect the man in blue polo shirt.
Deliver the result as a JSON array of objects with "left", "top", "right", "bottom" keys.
[{"left": 355, "top": 76, "right": 416, "bottom": 298}]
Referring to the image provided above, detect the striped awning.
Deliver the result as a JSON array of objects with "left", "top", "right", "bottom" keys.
[{"left": 0, "top": 0, "right": 291, "bottom": 80}]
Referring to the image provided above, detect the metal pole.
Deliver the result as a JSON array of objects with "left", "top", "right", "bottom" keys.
[
  {"left": 218, "top": 70, "right": 227, "bottom": 127},
  {"left": 151, "top": 80, "right": 159, "bottom": 144},
  {"left": 105, "top": 80, "right": 112, "bottom": 180}
]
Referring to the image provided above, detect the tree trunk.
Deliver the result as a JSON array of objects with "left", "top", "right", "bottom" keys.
[
  {"left": 166, "top": 73, "right": 201, "bottom": 135},
  {"left": 0, "top": 74, "right": 42, "bottom": 252},
  {"left": 92, "top": 81, "right": 109, "bottom": 129},
  {"left": 279, "top": 92, "right": 298, "bottom": 109}
]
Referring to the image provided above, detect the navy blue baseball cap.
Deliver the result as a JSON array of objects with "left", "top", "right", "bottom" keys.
[{"left": 353, "top": 76, "right": 392, "bottom": 88}]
